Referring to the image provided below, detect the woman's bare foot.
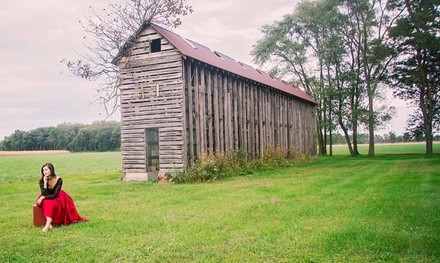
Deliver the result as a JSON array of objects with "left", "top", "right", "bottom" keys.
[{"left": 42, "top": 224, "right": 53, "bottom": 232}]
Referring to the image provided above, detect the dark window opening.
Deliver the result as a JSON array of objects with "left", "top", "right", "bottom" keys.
[
  {"left": 150, "top": 39, "right": 161, "bottom": 53},
  {"left": 145, "top": 128, "right": 159, "bottom": 172}
]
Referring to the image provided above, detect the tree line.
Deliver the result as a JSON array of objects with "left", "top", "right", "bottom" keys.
[{"left": 0, "top": 121, "right": 121, "bottom": 152}]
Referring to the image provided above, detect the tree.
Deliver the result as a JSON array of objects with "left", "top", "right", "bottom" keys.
[
  {"left": 252, "top": 0, "right": 398, "bottom": 157},
  {"left": 388, "top": 131, "right": 397, "bottom": 142},
  {"left": 388, "top": 0, "right": 440, "bottom": 154},
  {"left": 252, "top": 0, "right": 342, "bottom": 155},
  {"left": 338, "top": 0, "right": 403, "bottom": 156},
  {"left": 323, "top": 1, "right": 362, "bottom": 156},
  {"left": 64, "top": 0, "right": 193, "bottom": 115}
]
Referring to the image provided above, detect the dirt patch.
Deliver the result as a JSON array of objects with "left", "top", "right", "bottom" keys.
[{"left": 0, "top": 150, "right": 70, "bottom": 156}]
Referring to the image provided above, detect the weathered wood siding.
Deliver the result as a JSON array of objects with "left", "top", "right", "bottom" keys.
[
  {"left": 118, "top": 27, "right": 186, "bottom": 180},
  {"left": 117, "top": 26, "right": 316, "bottom": 180},
  {"left": 183, "top": 59, "right": 316, "bottom": 164}
]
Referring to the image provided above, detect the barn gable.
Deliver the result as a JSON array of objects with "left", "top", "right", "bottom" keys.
[
  {"left": 115, "top": 23, "right": 316, "bottom": 181},
  {"left": 115, "top": 23, "right": 315, "bottom": 105}
]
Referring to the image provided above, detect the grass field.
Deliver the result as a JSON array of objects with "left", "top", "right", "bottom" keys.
[
  {"left": 329, "top": 142, "right": 440, "bottom": 155},
  {"left": 0, "top": 143, "right": 439, "bottom": 262}
]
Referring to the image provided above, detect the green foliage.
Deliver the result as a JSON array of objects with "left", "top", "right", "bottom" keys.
[
  {"left": 172, "top": 148, "right": 315, "bottom": 184},
  {"left": 0, "top": 121, "right": 121, "bottom": 152},
  {"left": 172, "top": 150, "right": 250, "bottom": 183},
  {"left": 387, "top": 0, "right": 440, "bottom": 148}
]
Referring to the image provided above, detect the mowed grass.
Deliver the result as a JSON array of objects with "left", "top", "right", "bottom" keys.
[
  {"left": 0, "top": 144, "right": 439, "bottom": 262},
  {"left": 329, "top": 142, "right": 440, "bottom": 155}
]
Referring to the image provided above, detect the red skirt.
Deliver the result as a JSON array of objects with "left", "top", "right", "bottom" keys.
[{"left": 36, "top": 190, "right": 88, "bottom": 226}]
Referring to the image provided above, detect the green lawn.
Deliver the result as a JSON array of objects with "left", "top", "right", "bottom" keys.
[
  {"left": 329, "top": 142, "right": 440, "bottom": 155},
  {"left": 0, "top": 145, "right": 439, "bottom": 262}
]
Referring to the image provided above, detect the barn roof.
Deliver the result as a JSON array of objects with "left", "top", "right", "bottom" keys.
[{"left": 114, "top": 22, "right": 316, "bottom": 105}]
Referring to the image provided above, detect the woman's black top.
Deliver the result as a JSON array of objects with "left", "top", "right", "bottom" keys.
[{"left": 39, "top": 178, "right": 63, "bottom": 199}]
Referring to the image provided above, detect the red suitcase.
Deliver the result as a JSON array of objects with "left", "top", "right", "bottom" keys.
[{"left": 33, "top": 204, "right": 46, "bottom": 227}]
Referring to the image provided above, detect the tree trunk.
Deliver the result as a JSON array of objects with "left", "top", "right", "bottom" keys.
[
  {"left": 425, "top": 126, "right": 433, "bottom": 155},
  {"left": 317, "top": 125, "right": 326, "bottom": 155},
  {"left": 329, "top": 98, "right": 333, "bottom": 157},
  {"left": 339, "top": 118, "right": 354, "bottom": 156},
  {"left": 352, "top": 118, "right": 360, "bottom": 156},
  {"left": 368, "top": 94, "right": 375, "bottom": 156},
  {"left": 419, "top": 83, "right": 433, "bottom": 155}
]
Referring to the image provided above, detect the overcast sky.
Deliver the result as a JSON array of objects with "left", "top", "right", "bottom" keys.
[{"left": 0, "top": 0, "right": 411, "bottom": 140}]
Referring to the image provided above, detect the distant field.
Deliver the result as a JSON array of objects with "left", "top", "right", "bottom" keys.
[
  {"left": 0, "top": 150, "right": 70, "bottom": 156},
  {"left": 0, "top": 145, "right": 439, "bottom": 262},
  {"left": 0, "top": 151, "right": 121, "bottom": 183},
  {"left": 329, "top": 141, "right": 440, "bottom": 155}
]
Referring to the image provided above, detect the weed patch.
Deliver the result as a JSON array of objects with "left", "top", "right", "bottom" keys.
[{"left": 172, "top": 148, "right": 315, "bottom": 183}]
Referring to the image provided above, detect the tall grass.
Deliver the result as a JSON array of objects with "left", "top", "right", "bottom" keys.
[
  {"left": 173, "top": 148, "right": 315, "bottom": 183},
  {"left": 0, "top": 146, "right": 439, "bottom": 262}
]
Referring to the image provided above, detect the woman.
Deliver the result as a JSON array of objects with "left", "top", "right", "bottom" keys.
[{"left": 35, "top": 163, "right": 88, "bottom": 232}]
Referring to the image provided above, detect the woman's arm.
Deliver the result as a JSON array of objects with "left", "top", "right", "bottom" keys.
[
  {"left": 40, "top": 180, "right": 48, "bottom": 196},
  {"left": 42, "top": 178, "right": 63, "bottom": 199},
  {"left": 37, "top": 181, "right": 47, "bottom": 206}
]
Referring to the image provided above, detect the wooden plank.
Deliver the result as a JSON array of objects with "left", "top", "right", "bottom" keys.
[
  {"left": 259, "top": 89, "right": 264, "bottom": 157},
  {"left": 199, "top": 66, "right": 206, "bottom": 156},
  {"left": 124, "top": 57, "right": 182, "bottom": 71},
  {"left": 213, "top": 71, "right": 220, "bottom": 155},
  {"left": 226, "top": 76, "right": 233, "bottom": 151},
  {"left": 193, "top": 64, "right": 200, "bottom": 159},
  {"left": 249, "top": 85, "right": 255, "bottom": 158},
  {"left": 218, "top": 74, "right": 225, "bottom": 154},
  {"left": 254, "top": 87, "right": 260, "bottom": 157},
  {"left": 237, "top": 81, "right": 244, "bottom": 149},
  {"left": 232, "top": 78, "right": 239, "bottom": 150},
  {"left": 186, "top": 61, "right": 195, "bottom": 163},
  {"left": 243, "top": 83, "right": 249, "bottom": 155},
  {"left": 207, "top": 69, "right": 213, "bottom": 154}
]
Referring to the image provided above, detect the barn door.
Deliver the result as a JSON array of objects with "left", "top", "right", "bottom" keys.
[{"left": 145, "top": 128, "right": 159, "bottom": 177}]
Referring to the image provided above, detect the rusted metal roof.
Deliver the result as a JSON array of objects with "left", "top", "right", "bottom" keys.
[{"left": 116, "top": 22, "right": 316, "bottom": 104}]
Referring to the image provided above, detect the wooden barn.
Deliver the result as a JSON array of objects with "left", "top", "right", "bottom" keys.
[{"left": 113, "top": 22, "right": 316, "bottom": 181}]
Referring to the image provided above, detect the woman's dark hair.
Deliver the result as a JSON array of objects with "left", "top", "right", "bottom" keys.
[{"left": 39, "top": 163, "right": 56, "bottom": 185}]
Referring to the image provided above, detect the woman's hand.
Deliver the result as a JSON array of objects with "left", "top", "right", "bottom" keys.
[
  {"left": 36, "top": 196, "right": 45, "bottom": 206},
  {"left": 43, "top": 175, "right": 48, "bottom": 188}
]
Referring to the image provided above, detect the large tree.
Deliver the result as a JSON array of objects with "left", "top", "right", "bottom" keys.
[
  {"left": 338, "top": 0, "right": 402, "bottom": 156},
  {"left": 388, "top": 0, "right": 440, "bottom": 154},
  {"left": 252, "top": 0, "right": 401, "bottom": 156},
  {"left": 252, "top": 0, "right": 341, "bottom": 155},
  {"left": 64, "top": 0, "right": 193, "bottom": 115}
]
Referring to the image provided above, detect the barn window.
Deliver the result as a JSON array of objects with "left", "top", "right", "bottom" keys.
[
  {"left": 145, "top": 128, "right": 159, "bottom": 172},
  {"left": 150, "top": 38, "right": 161, "bottom": 53}
]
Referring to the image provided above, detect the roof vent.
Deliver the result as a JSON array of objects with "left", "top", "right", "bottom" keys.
[
  {"left": 214, "top": 51, "right": 225, "bottom": 59},
  {"left": 214, "top": 51, "right": 236, "bottom": 61},
  {"left": 181, "top": 36, "right": 197, "bottom": 49}
]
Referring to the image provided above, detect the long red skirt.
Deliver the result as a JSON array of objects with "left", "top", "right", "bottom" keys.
[{"left": 36, "top": 190, "right": 88, "bottom": 226}]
